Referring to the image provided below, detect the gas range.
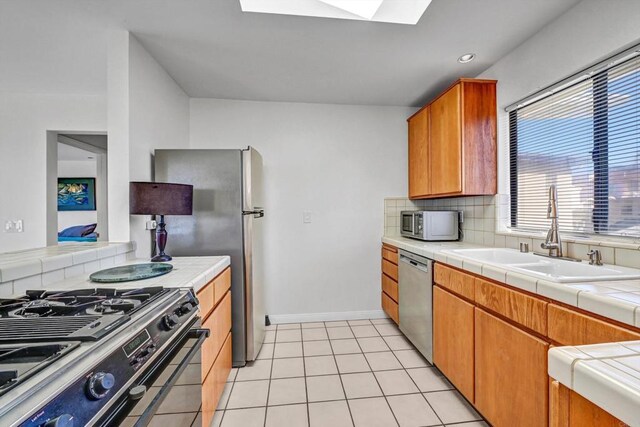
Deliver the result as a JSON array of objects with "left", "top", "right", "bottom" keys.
[{"left": 0, "top": 286, "right": 203, "bottom": 427}]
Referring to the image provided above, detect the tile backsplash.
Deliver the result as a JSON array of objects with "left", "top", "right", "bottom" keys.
[{"left": 384, "top": 195, "right": 640, "bottom": 269}]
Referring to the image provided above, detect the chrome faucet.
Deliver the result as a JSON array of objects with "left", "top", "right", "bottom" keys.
[{"left": 540, "top": 185, "right": 563, "bottom": 257}]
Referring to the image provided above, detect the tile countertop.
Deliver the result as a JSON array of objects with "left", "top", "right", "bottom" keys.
[
  {"left": 0, "top": 241, "right": 136, "bottom": 282},
  {"left": 383, "top": 234, "right": 640, "bottom": 425},
  {"left": 23, "top": 256, "right": 231, "bottom": 295}
]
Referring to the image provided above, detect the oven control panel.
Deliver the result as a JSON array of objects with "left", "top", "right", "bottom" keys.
[{"left": 20, "top": 290, "right": 198, "bottom": 427}]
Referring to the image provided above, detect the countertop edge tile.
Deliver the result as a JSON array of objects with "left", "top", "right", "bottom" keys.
[{"left": 578, "top": 292, "right": 637, "bottom": 325}]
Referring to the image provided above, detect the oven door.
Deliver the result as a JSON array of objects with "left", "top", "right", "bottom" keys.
[
  {"left": 400, "top": 212, "right": 416, "bottom": 237},
  {"left": 97, "top": 326, "right": 209, "bottom": 427}
]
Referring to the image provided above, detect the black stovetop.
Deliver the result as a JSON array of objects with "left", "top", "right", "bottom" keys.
[{"left": 0, "top": 287, "right": 169, "bottom": 344}]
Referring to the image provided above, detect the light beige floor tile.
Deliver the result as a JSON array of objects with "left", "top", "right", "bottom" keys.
[
  {"left": 157, "top": 384, "right": 201, "bottom": 413},
  {"left": 271, "top": 357, "right": 305, "bottom": 379},
  {"left": 307, "top": 374, "right": 345, "bottom": 402},
  {"left": 147, "top": 412, "right": 198, "bottom": 427},
  {"left": 445, "top": 422, "right": 488, "bottom": 427},
  {"left": 424, "top": 390, "right": 481, "bottom": 424},
  {"left": 277, "top": 329, "right": 302, "bottom": 342},
  {"left": 302, "top": 322, "right": 326, "bottom": 329},
  {"left": 278, "top": 323, "right": 301, "bottom": 330},
  {"left": 195, "top": 412, "right": 207, "bottom": 427},
  {"left": 226, "top": 380, "right": 269, "bottom": 409},
  {"left": 374, "top": 370, "right": 419, "bottom": 395},
  {"left": 221, "top": 407, "right": 266, "bottom": 427},
  {"left": 348, "top": 319, "right": 372, "bottom": 326},
  {"left": 305, "top": 355, "right": 339, "bottom": 376},
  {"left": 235, "top": 359, "right": 272, "bottom": 381},
  {"left": 227, "top": 368, "right": 238, "bottom": 382},
  {"left": 325, "top": 320, "right": 349, "bottom": 328},
  {"left": 266, "top": 403, "right": 309, "bottom": 427},
  {"left": 303, "top": 328, "right": 329, "bottom": 341},
  {"left": 268, "top": 377, "right": 307, "bottom": 405},
  {"left": 364, "top": 351, "right": 402, "bottom": 371},
  {"left": 336, "top": 354, "right": 370, "bottom": 374},
  {"left": 265, "top": 324, "right": 277, "bottom": 331},
  {"left": 264, "top": 330, "right": 276, "bottom": 343},
  {"left": 216, "top": 382, "right": 233, "bottom": 410},
  {"left": 351, "top": 325, "right": 380, "bottom": 338},
  {"left": 407, "top": 367, "right": 453, "bottom": 392},
  {"left": 394, "top": 350, "right": 429, "bottom": 368},
  {"left": 328, "top": 327, "right": 355, "bottom": 339},
  {"left": 383, "top": 336, "right": 414, "bottom": 351},
  {"left": 348, "top": 397, "right": 398, "bottom": 427},
  {"left": 374, "top": 324, "right": 402, "bottom": 336},
  {"left": 371, "top": 318, "right": 394, "bottom": 325},
  {"left": 340, "top": 372, "right": 383, "bottom": 398},
  {"left": 274, "top": 342, "right": 303, "bottom": 358},
  {"left": 257, "top": 343, "right": 275, "bottom": 360},
  {"left": 331, "top": 339, "right": 361, "bottom": 355},
  {"left": 303, "top": 340, "right": 333, "bottom": 356},
  {"left": 387, "top": 393, "right": 440, "bottom": 427},
  {"left": 309, "top": 400, "right": 353, "bottom": 427},
  {"left": 357, "top": 337, "right": 390, "bottom": 353}
]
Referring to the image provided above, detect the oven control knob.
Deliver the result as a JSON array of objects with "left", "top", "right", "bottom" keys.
[
  {"left": 180, "top": 302, "right": 194, "bottom": 315},
  {"left": 162, "top": 313, "right": 179, "bottom": 329},
  {"left": 86, "top": 372, "right": 115, "bottom": 400},
  {"left": 43, "top": 414, "right": 74, "bottom": 427}
]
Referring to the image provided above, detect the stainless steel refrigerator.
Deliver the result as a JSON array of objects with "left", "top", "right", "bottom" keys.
[{"left": 154, "top": 147, "right": 265, "bottom": 367}]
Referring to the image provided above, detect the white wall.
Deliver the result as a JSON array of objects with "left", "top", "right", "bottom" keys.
[
  {"left": 108, "top": 31, "right": 191, "bottom": 258},
  {"left": 57, "top": 160, "right": 98, "bottom": 232},
  {"left": 0, "top": 93, "right": 106, "bottom": 253},
  {"left": 190, "top": 98, "right": 415, "bottom": 318},
  {"left": 478, "top": 0, "right": 640, "bottom": 194}
]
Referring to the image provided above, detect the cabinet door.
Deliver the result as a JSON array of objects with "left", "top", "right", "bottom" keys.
[
  {"left": 475, "top": 308, "right": 549, "bottom": 427},
  {"left": 433, "top": 286, "right": 474, "bottom": 401},
  {"left": 408, "top": 106, "right": 430, "bottom": 198},
  {"left": 430, "top": 84, "right": 462, "bottom": 195}
]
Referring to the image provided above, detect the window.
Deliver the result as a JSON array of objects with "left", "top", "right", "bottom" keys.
[{"left": 509, "top": 49, "right": 640, "bottom": 238}]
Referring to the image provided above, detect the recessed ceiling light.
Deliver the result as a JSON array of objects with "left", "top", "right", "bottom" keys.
[
  {"left": 458, "top": 53, "right": 476, "bottom": 64},
  {"left": 239, "top": 0, "right": 433, "bottom": 25}
]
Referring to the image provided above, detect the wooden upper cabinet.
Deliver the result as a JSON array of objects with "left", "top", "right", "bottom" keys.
[
  {"left": 408, "top": 105, "right": 430, "bottom": 198},
  {"left": 407, "top": 78, "right": 497, "bottom": 199}
]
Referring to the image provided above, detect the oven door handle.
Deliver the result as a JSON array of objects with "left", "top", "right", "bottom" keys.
[{"left": 133, "top": 328, "right": 209, "bottom": 427}]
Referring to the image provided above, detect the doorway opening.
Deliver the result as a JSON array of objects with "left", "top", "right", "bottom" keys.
[{"left": 46, "top": 132, "right": 108, "bottom": 245}]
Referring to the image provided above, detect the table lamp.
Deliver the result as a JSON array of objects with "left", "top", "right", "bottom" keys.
[{"left": 129, "top": 182, "right": 193, "bottom": 262}]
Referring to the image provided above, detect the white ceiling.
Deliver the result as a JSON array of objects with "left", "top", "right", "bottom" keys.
[
  {"left": 58, "top": 143, "right": 96, "bottom": 161},
  {"left": 0, "top": 0, "right": 582, "bottom": 106}
]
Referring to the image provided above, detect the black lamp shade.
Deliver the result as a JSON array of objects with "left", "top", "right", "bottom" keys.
[{"left": 129, "top": 182, "right": 193, "bottom": 216}]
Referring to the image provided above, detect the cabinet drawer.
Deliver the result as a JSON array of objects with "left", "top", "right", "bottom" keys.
[
  {"left": 433, "top": 263, "right": 474, "bottom": 301},
  {"left": 475, "top": 278, "right": 547, "bottom": 335},
  {"left": 382, "top": 259, "right": 398, "bottom": 282},
  {"left": 548, "top": 304, "right": 640, "bottom": 346},
  {"left": 202, "top": 290, "right": 232, "bottom": 379},
  {"left": 197, "top": 280, "right": 215, "bottom": 320},
  {"left": 382, "top": 246, "right": 399, "bottom": 265},
  {"left": 213, "top": 267, "right": 231, "bottom": 306},
  {"left": 381, "top": 292, "right": 399, "bottom": 324},
  {"left": 382, "top": 274, "right": 398, "bottom": 303},
  {"left": 202, "top": 332, "right": 232, "bottom": 427}
]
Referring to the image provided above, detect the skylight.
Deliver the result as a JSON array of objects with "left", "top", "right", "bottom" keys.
[{"left": 238, "top": 0, "right": 432, "bottom": 25}]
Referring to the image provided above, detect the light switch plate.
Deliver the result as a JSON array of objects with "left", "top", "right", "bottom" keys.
[
  {"left": 303, "top": 211, "right": 312, "bottom": 224},
  {"left": 4, "top": 220, "right": 23, "bottom": 233}
]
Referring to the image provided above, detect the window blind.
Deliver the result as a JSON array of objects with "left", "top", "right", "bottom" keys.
[{"left": 510, "top": 53, "right": 640, "bottom": 238}]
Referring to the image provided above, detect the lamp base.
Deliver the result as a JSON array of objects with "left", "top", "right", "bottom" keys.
[{"left": 151, "top": 253, "right": 172, "bottom": 262}]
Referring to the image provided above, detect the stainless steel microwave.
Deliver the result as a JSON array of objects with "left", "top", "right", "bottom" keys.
[{"left": 400, "top": 210, "right": 460, "bottom": 241}]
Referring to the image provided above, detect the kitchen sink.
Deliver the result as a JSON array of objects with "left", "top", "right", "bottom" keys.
[{"left": 442, "top": 248, "right": 640, "bottom": 283}]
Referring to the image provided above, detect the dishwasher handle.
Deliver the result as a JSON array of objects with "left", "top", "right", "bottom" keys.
[{"left": 399, "top": 254, "right": 431, "bottom": 273}]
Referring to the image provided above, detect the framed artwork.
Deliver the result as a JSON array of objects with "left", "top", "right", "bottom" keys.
[{"left": 58, "top": 178, "right": 96, "bottom": 211}]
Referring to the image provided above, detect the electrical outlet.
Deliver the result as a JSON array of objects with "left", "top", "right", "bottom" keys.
[
  {"left": 145, "top": 220, "right": 158, "bottom": 230},
  {"left": 4, "top": 220, "right": 23, "bottom": 233},
  {"left": 303, "top": 211, "right": 312, "bottom": 224}
]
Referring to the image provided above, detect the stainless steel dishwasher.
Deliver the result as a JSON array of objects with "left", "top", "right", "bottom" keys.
[{"left": 398, "top": 249, "right": 434, "bottom": 363}]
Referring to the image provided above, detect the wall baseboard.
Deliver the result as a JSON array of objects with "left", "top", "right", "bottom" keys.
[{"left": 268, "top": 310, "right": 388, "bottom": 325}]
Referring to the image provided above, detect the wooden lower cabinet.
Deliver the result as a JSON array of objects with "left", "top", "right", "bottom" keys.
[
  {"left": 381, "top": 244, "right": 399, "bottom": 324},
  {"left": 198, "top": 267, "right": 233, "bottom": 427},
  {"left": 381, "top": 291, "right": 399, "bottom": 324},
  {"left": 433, "top": 286, "right": 475, "bottom": 402},
  {"left": 475, "top": 308, "right": 549, "bottom": 427},
  {"left": 549, "top": 380, "right": 628, "bottom": 427}
]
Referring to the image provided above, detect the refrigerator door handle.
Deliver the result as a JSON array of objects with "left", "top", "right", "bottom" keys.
[{"left": 242, "top": 208, "right": 265, "bottom": 218}]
